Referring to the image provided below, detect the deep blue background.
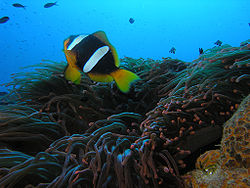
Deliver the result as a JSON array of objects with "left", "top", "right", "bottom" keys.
[{"left": 0, "top": 0, "right": 249, "bottom": 91}]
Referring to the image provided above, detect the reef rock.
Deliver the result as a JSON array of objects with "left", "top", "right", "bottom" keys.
[{"left": 183, "top": 95, "right": 250, "bottom": 188}]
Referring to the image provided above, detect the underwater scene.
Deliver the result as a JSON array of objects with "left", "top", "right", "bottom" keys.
[{"left": 0, "top": 0, "right": 249, "bottom": 187}]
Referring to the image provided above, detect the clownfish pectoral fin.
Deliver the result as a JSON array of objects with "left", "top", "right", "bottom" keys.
[
  {"left": 87, "top": 73, "right": 114, "bottom": 83},
  {"left": 110, "top": 69, "right": 140, "bottom": 93},
  {"left": 63, "top": 49, "right": 80, "bottom": 84},
  {"left": 64, "top": 64, "right": 81, "bottom": 84},
  {"left": 93, "top": 31, "right": 120, "bottom": 67}
]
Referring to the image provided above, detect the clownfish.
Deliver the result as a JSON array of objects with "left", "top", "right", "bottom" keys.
[{"left": 63, "top": 31, "right": 140, "bottom": 93}]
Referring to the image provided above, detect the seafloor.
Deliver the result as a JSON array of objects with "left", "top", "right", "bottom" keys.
[{"left": 0, "top": 40, "right": 249, "bottom": 188}]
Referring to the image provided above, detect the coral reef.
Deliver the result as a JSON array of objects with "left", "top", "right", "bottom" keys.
[
  {"left": 0, "top": 40, "right": 249, "bottom": 187},
  {"left": 183, "top": 95, "right": 249, "bottom": 188}
]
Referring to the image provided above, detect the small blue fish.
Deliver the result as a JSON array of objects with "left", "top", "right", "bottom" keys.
[
  {"left": 129, "top": 18, "right": 135, "bottom": 24},
  {"left": 169, "top": 47, "right": 176, "bottom": 54},
  {"left": 199, "top": 48, "right": 203, "bottom": 55},
  {"left": 0, "top": 16, "right": 9, "bottom": 24},
  {"left": 44, "top": 2, "right": 58, "bottom": 8},
  {"left": 12, "top": 3, "right": 26, "bottom": 9},
  {"left": 214, "top": 40, "right": 222, "bottom": 46}
]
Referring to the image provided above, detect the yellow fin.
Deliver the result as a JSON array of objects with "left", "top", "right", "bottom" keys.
[
  {"left": 64, "top": 64, "right": 81, "bottom": 84},
  {"left": 64, "top": 50, "right": 78, "bottom": 68},
  {"left": 88, "top": 73, "right": 114, "bottom": 82},
  {"left": 110, "top": 69, "right": 140, "bottom": 93},
  {"left": 93, "top": 31, "right": 120, "bottom": 67}
]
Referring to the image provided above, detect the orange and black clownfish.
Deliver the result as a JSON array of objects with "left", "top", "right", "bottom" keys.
[{"left": 63, "top": 31, "right": 140, "bottom": 93}]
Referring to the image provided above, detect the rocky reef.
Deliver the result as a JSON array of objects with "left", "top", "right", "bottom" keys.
[
  {"left": 0, "top": 40, "right": 249, "bottom": 187},
  {"left": 183, "top": 95, "right": 249, "bottom": 187}
]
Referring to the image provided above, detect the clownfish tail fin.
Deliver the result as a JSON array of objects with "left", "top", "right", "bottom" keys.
[{"left": 110, "top": 69, "right": 140, "bottom": 93}]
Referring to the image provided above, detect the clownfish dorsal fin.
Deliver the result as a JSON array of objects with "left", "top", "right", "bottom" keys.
[
  {"left": 93, "top": 31, "right": 110, "bottom": 44},
  {"left": 93, "top": 31, "right": 120, "bottom": 67}
]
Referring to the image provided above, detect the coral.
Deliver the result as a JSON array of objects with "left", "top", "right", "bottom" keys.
[
  {"left": 195, "top": 149, "right": 221, "bottom": 173},
  {"left": 0, "top": 40, "right": 249, "bottom": 187},
  {"left": 183, "top": 95, "right": 250, "bottom": 188},
  {"left": 220, "top": 96, "right": 249, "bottom": 169}
]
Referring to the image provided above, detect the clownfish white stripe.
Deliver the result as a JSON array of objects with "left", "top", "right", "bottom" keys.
[
  {"left": 83, "top": 46, "right": 109, "bottom": 73},
  {"left": 67, "top": 35, "right": 88, "bottom": 50}
]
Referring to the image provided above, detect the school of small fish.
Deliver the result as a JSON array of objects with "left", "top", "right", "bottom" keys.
[
  {"left": 2, "top": 1, "right": 243, "bottom": 58},
  {"left": 0, "top": 2, "right": 58, "bottom": 24}
]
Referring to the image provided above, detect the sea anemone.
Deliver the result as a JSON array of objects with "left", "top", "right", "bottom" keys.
[{"left": 0, "top": 40, "right": 249, "bottom": 187}]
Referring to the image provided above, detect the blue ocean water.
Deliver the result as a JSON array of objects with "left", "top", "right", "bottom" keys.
[{"left": 0, "top": 0, "right": 249, "bottom": 92}]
